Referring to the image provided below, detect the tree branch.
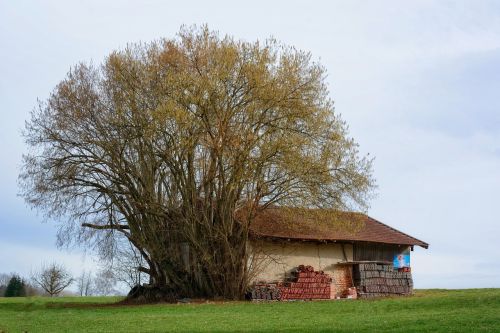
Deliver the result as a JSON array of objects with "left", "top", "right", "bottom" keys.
[{"left": 81, "top": 223, "right": 130, "bottom": 230}]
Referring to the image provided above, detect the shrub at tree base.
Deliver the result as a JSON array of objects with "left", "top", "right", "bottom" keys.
[{"left": 124, "top": 285, "right": 178, "bottom": 304}]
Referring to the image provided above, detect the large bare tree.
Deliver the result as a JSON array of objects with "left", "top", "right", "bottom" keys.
[{"left": 20, "top": 26, "right": 374, "bottom": 300}]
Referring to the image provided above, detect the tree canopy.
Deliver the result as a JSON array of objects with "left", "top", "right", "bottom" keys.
[{"left": 20, "top": 26, "right": 375, "bottom": 300}]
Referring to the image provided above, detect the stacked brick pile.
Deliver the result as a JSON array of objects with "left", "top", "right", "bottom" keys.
[
  {"left": 353, "top": 263, "right": 413, "bottom": 298},
  {"left": 278, "top": 265, "right": 332, "bottom": 300}
]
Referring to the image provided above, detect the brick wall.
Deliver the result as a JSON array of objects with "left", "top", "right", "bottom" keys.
[{"left": 332, "top": 265, "right": 353, "bottom": 297}]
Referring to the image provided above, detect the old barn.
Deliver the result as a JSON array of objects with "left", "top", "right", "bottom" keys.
[{"left": 247, "top": 208, "right": 428, "bottom": 300}]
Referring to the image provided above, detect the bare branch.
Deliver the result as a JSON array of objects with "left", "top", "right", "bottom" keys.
[{"left": 81, "top": 223, "right": 130, "bottom": 230}]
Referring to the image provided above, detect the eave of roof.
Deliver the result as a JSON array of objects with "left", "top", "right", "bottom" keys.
[{"left": 246, "top": 208, "right": 429, "bottom": 249}]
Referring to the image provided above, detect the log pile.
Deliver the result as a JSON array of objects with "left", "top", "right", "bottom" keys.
[
  {"left": 353, "top": 263, "right": 413, "bottom": 298},
  {"left": 250, "top": 283, "right": 282, "bottom": 300},
  {"left": 250, "top": 265, "right": 332, "bottom": 301}
]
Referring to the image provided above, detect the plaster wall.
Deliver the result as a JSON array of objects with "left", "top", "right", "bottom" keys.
[{"left": 249, "top": 240, "right": 353, "bottom": 282}]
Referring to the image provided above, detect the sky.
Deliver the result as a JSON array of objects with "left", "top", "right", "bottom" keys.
[{"left": 1, "top": 0, "right": 499, "bottom": 290}]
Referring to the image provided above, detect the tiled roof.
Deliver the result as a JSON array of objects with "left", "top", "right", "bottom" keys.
[{"left": 247, "top": 207, "right": 428, "bottom": 249}]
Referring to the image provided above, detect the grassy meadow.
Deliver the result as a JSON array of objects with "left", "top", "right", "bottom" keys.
[{"left": 0, "top": 289, "right": 499, "bottom": 332}]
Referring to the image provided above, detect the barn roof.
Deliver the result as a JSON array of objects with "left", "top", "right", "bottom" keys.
[{"left": 246, "top": 207, "right": 429, "bottom": 249}]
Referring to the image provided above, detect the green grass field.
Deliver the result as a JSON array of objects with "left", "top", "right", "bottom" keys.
[{"left": 0, "top": 289, "right": 499, "bottom": 332}]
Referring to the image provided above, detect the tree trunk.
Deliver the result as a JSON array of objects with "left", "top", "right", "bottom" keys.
[{"left": 126, "top": 221, "right": 250, "bottom": 302}]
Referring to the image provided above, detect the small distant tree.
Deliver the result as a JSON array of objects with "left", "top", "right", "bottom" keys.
[
  {"left": 92, "top": 268, "right": 117, "bottom": 296},
  {"left": 31, "top": 263, "right": 74, "bottom": 297},
  {"left": 24, "top": 282, "right": 44, "bottom": 296},
  {"left": 4, "top": 275, "right": 26, "bottom": 297},
  {"left": 77, "top": 270, "right": 94, "bottom": 296},
  {"left": 108, "top": 239, "right": 148, "bottom": 289},
  {"left": 0, "top": 273, "right": 12, "bottom": 296},
  {"left": 0, "top": 273, "right": 11, "bottom": 286}
]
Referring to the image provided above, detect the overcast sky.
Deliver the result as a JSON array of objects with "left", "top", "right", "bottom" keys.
[{"left": 1, "top": 0, "right": 499, "bottom": 289}]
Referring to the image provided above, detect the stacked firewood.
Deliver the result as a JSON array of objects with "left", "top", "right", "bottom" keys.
[
  {"left": 353, "top": 263, "right": 413, "bottom": 298},
  {"left": 250, "top": 283, "right": 282, "bottom": 300},
  {"left": 279, "top": 265, "right": 332, "bottom": 300},
  {"left": 250, "top": 265, "right": 332, "bottom": 301}
]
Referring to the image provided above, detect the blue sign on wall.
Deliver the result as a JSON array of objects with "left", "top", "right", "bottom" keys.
[{"left": 393, "top": 248, "right": 410, "bottom": 268}]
